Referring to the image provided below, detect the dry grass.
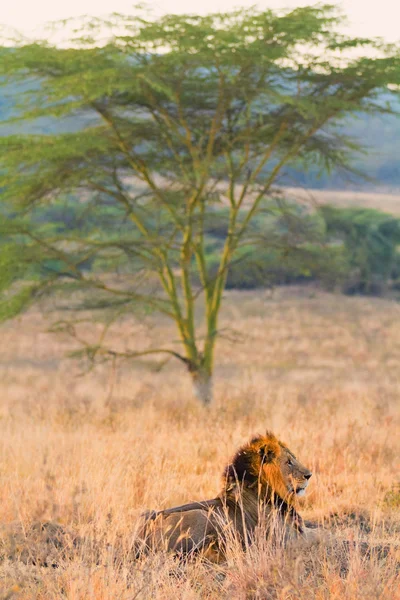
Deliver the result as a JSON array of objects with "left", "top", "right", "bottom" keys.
[
  {"left": 0, "top": 287, "right": 400, "bottom": 599},
  {"left": 281, "top": 187, "right": 400, "bottom": 215}
]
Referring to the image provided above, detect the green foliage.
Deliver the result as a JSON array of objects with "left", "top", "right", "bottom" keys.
[
  {"left": 321, "top": 206, "right": 400, "bottom": 294},
  {"left": 221, "top": 243, "right": 349, "bottom": 291},
  {"left": 220, "top": 206, "right": 400, "bottom": 295},
  {"left": 1, "top": 6, "right": 400, "bottom": 395},
  {"left": 0, "top": 242, "right": 38, "bottom": 322}
]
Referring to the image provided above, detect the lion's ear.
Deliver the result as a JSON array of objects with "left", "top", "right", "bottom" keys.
[{"left": 258, "top": 445, "right": 275, "bottom": 463}]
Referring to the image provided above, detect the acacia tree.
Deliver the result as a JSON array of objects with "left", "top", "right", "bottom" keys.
[{"left": 1, "top": 6, "right": 399, "bottom": 403}]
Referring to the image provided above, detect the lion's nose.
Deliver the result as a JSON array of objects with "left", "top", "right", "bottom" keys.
[{"left": 304, "top": 472, "right": 312, "bottom": 480}]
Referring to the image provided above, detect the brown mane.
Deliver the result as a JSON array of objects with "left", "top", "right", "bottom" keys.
[{"left": 224, "top": 432, "right": 292, "bottom": 502}]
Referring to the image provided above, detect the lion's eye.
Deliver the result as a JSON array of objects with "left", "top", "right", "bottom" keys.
[{"left": 287, "top": 459, "right": 293, "bottom": 467}]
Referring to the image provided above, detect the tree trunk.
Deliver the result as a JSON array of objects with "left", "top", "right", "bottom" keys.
[{"left": 191, "top": 368, "right": 213, "bottom": 405}]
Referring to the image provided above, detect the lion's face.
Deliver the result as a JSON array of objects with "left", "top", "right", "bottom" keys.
[
  {"left": 275, "top": 444, "right": 312, "bottom": 498},
  {"left": 226, "top": 432, "right": 312, "bottom": 503}
]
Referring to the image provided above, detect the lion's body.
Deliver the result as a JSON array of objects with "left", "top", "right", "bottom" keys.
[{"left": 136, "top": 432, "right": 314, "bottom": 561}]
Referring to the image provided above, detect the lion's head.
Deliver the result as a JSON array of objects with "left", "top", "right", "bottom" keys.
[{"left": 224, "top": 431, "right": 312, "bottom": 503}]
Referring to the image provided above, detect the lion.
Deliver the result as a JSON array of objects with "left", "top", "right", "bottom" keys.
[{"left": 136, "top": 431, "right": 316, "bottom": 562}]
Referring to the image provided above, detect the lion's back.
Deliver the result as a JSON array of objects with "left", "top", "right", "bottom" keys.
[{"left": 136, "top": 508, "right": 222, "bottom": 558}]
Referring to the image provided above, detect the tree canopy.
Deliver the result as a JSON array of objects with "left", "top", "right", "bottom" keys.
[{"left": 1, "top": 5, "right": 400, "bottom": 402}]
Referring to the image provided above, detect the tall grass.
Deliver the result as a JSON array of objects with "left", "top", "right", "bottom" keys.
[{"left": 0, "top": 288, "right": 399, "bottom": 598}]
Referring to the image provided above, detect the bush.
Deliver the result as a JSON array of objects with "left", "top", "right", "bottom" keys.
[
  {"left": 320, "top": 206, "right": 400, "bottom": 295},
  {"left": 205, "top": 243, "right": 349, "bottom": 291},
  {"left": 205, "top": 205, "right": 400, "bottom": 296}
]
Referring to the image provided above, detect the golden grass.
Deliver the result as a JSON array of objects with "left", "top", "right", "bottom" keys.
[
  {"left": 281, "top": 187, "right": 400, "bottom": 215},
  {"left": 0, "top": 287, "right": 400, "bottom": 599}
]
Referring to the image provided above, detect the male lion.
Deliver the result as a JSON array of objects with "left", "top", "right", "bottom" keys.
[{"left": 136, "top": 431, "right": 315, "bottom": 562}]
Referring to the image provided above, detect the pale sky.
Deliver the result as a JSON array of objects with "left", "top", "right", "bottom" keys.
[{"left": 0, "top": 0, "right": 399, "bottom": 43}]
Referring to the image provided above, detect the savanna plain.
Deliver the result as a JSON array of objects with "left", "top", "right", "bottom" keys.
[{"left": 1, "top": 287, "right": 400, "bottom": 599}]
